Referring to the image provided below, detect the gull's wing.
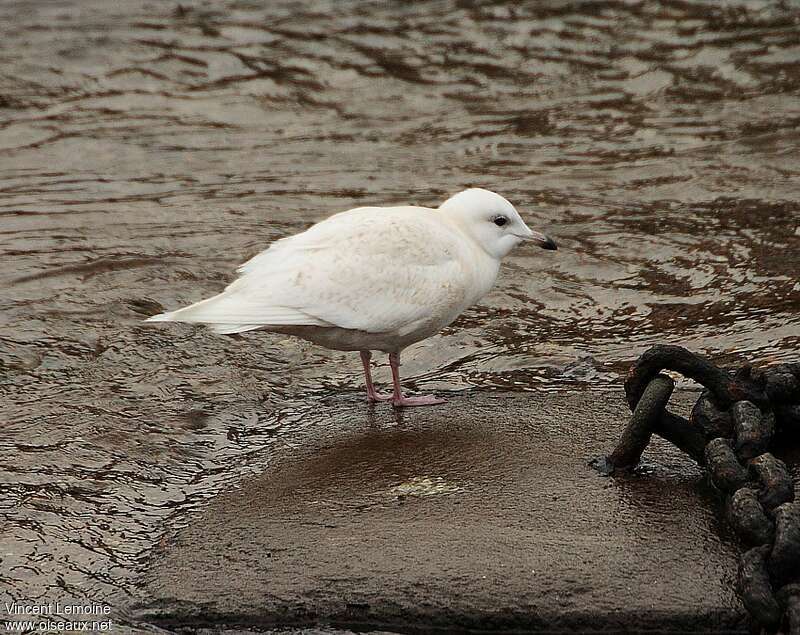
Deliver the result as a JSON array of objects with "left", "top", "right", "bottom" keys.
[{"left": 147, "top": 206, "right": 468, "bottom": 335}]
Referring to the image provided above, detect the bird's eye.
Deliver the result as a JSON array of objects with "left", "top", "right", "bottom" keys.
[{"left": 493, "top": 216, "right": 508, "bottom": 227}]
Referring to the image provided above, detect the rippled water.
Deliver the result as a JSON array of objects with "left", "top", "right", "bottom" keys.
[{"left": 2, "top": 0, "right": 799, "bottom": 627}]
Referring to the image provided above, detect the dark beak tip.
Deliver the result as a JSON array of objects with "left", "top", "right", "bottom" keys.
[{"left": 542, "top": 238, "right": 558, "bottom": 251}]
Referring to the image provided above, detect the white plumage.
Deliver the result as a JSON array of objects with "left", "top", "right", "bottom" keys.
[{"left": 147, "top": 188, "right": 557, "bottom": 406}]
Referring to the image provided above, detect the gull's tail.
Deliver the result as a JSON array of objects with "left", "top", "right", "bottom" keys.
[
  {"left": 145, "top": 286, "right": 327, "bottom": 335},
  {"left": 146, "top": 297, "right": 262, "bottom": 334}
]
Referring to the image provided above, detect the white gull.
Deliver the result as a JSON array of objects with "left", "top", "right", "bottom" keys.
[{"left": 146, "top": 188, "right": 557, "bottom": 406}]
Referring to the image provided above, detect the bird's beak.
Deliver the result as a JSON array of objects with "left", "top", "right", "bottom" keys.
[{"left": 517, "top": 228, "right": 558, "bottom": 250}]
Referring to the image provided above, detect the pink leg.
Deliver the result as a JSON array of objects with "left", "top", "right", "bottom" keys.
[
  {"left": 360, "top": 351, "right": 392, "bottom": 403},
  {"left": 388, "top": 351, "right": 445, "bottom": 407}
]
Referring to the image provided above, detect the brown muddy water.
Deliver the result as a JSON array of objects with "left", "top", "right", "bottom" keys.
[{"left": 1, "top": 0, "right": 799, "bottom": 630}]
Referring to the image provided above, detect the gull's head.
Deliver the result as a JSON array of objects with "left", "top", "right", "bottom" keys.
[{"left": 438, "top": 188, "right": 557, "bottom": 260}]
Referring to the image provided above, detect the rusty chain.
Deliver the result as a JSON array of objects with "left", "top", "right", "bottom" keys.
[{"left": 594, "top": 345, "right": 800, "bottom": 633}]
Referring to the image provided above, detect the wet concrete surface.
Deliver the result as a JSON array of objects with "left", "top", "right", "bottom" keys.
[{"left": 135, "top": 390, "right": 749, "bottom": 633}]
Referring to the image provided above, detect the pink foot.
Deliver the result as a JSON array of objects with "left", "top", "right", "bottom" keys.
[
  {"left": 392, "top": 395, "right": 446, "bottom": 408},
  {"left": 367, "top": 391, "right": 393, "bottom": 403},
  {"left": 360, "top": 350, "right": 393, "bottom": 403}
]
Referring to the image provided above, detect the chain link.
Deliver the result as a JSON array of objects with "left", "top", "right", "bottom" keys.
[{"left": 594, "top": 345, "right": 800, "bottom": 633}]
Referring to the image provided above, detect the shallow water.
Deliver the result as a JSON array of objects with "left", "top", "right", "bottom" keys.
[{"left": 1, "top": 0, "right": 799, "bottom": 627}]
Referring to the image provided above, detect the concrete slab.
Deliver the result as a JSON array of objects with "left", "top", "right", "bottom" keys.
[{"left": 135, "top": 390, "right": 749, "bottom": 633}]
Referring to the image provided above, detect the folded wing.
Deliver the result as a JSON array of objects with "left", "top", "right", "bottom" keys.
[{"left": 146, "top": 206, "right": 466, "bottom": 336}]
